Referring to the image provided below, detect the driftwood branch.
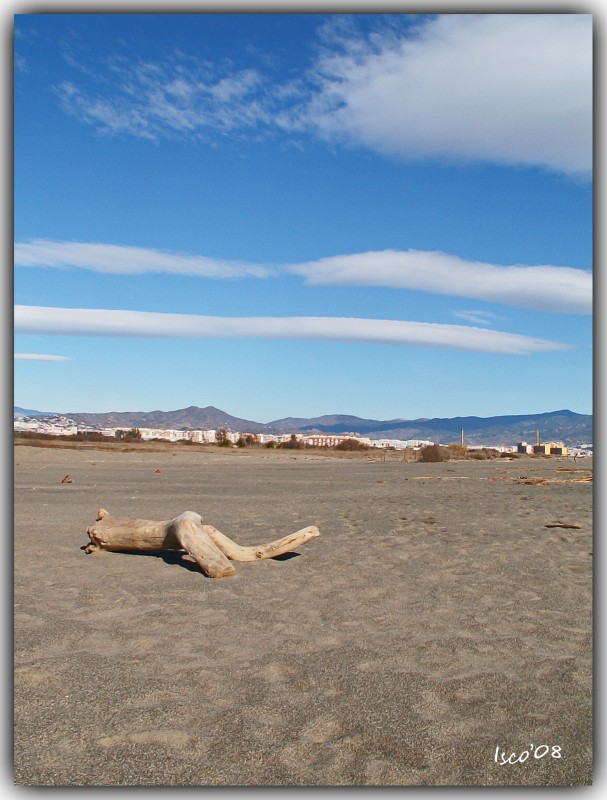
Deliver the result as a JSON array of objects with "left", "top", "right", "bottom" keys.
[{"left": 85, "top": 508, "right": 320, "bottom": 578}]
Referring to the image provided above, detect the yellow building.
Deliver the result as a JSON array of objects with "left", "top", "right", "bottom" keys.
[{"left": 532, "top": 442, "right": 568, "bottom": 456}]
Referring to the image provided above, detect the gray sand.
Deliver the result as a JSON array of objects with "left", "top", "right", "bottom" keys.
[{"left": 13, "top": 444, "right": 592, "bottom": 786}]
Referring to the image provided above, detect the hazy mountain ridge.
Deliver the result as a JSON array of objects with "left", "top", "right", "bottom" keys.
[
  {"left": 53, "top": 405, "right": 272, "bottom": 435},
  {"left": 370, "top": 411, "right": 592, "bottom": 446},
  {"left": 291, "top": 409, "right": 591, "bottom": 439},
  {"left": 15, "top": 405, "right": 592, "bottom": 445},
  {"left": 14, "top": 406, "right": 53, "bottom": 418}
]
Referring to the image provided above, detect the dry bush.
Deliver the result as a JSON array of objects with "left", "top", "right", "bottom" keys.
[
  {"left": 277, "top": 435, "right": 306, "bottom": 450},
  {"left": 447, "top": 443, "right": 468, "bottom": 459},
  {"left": 469, "top": 448, "right": 501, "bottom": 460},
  {"left": 418, "top": 444, "right": 451, "bottom": 462},
  {"left": 15, "top": 430, "right": 113, "bottom": 443},
  {"left": 334, "top": 438, "right": 369, "bottom": 451}
]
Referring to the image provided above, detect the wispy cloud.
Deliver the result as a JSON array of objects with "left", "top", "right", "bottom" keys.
[
  {"left": 453, "top": 310, "right": 504, "bottom": 327},
  {"left": 15, "top": 305, "right": 571, "bottom": 356},
  {"left": 14, "top": 239, "right": 272, "bottom": 279},
  {"left": 14, "top": 353, "right": 70, "bottom": 361},
  {"left": 15, "top": 53, "right": 29, "bottom": 74},
  {"left": 55, "top": 57, "right": 277, "bottom": 142},
  {"left": 290, "top": 250, "right": 592, "bottom": 314},
  {"left": 51, "top": 15, "right": 591, "bottom": 176}
]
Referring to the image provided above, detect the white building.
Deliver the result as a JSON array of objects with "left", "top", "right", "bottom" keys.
[
  {"left": 370, "top": 438, "right": 434, "bottom": 450},
  {"left": 304, "top": 434, "right": 348, "bottom": 447},
  {"left": 13, "top": 419, "right": 40, "bottom": 432}
]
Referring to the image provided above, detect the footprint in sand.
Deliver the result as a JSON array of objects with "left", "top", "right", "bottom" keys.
[
  {"left": 279, "top": 714, "right": 353, "bottom": 775},
  {"left": 97, "top": 729, "right": 193, "bottom": 748}
]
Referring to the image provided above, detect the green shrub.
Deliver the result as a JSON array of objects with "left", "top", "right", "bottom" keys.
[
  {"left": 115, "top": 428, "right": 142, "bottom": 442},
  {"left": 215, "top": 428, "right": 232, "bottom": 447}
]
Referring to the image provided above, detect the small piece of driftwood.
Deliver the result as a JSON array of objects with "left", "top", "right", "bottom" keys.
[{"left": 84, "top": 508, "right": 320, "bottom": 578}]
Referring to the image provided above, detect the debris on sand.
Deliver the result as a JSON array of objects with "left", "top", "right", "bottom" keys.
[
  {"left": 515, "top": 476, "right": 592, "bottom": 486},
  {"left": 545, "top": 522, "right": 582, "bottom": 529}
]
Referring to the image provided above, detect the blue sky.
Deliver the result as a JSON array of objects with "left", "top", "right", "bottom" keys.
[{"left": 13, "top": 9, "right": 593, "bottom": 422}]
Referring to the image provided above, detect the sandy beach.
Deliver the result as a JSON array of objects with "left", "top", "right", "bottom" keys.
[{"left": 13, "top": 443, "right": 592, "bottom": 786}]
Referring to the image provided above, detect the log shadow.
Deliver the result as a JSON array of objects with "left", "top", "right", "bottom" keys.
[
  {"left": 80, "top": 546, "right": 203, "bottom": 573},
  {"left": 269, "top": 551, "right": 300, "bottom": 561},
  {"left": 148, "top": 550, "right": 205, "bottom": 572},
  {"left": 80, "top": 546, "right": 301, "bottom": 573}
]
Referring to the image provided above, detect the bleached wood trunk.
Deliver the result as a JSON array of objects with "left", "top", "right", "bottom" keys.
[
  {"left": 170, "top": 512, "right": 236, "bottom": 578},
  {"left": 85, "top": 508, "right": 320, "bottom": 578},
  {"left": 202, "top": 523, "right": 321, "bottom": 562},
  {"left": 85, "top": 508, "right": 182, "bottom": 551}
]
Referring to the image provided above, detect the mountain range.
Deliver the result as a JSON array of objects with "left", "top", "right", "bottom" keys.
[{"left": 14, "top": 405, "right": 593, "bottom": 446}]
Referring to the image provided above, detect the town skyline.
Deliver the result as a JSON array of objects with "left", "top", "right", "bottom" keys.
[{"left": 13, "top": 403, "right": 593, "bottom": 449}]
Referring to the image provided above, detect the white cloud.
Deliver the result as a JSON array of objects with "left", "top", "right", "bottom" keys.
[
  {"left": 51, "top": 15, "right": 591, "bottom": 176},
  {"left": 305, "top": 14, "right": 592, "bottom": 176},
  {"left": 14, "top": 305, "right": 571, "bottom": 355},
  {"left": 14, "top": 239, "right": 272, "bottom": 279},
  {"left": 290, "top": 249, "right": 592, "bottom": 314},
  {"left": 15, "top": 240, "right": 591, "bottom": 314},
  {"left": 14, "top": 353, "right": 70, "bottom": 361}
]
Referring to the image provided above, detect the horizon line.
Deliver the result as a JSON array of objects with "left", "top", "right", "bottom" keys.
[{"left": 13, "top": 403, "right": 591, "bottom": 423}]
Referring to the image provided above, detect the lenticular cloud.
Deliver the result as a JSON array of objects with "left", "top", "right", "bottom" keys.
[
  {"left": 290, "top": 250, "right": 592, "bottom": 315},
  {"left": 14, "top": 240, "right": 592, "bottom": 314},
  {"left": 14, "top": 353, "right": 70, "bottom": 361},
  {"left": 14, "top": 239, "right": 272, "bottom": 279},
  {"left": 14, "top": 305, "right": 571, "bottom": 356}
]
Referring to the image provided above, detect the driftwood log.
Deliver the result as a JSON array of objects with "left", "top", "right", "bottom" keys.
[{"left": 85, "top": 508, "right": 320, "bottom": 578}]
